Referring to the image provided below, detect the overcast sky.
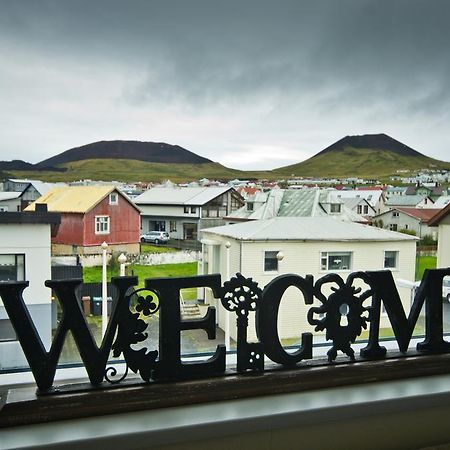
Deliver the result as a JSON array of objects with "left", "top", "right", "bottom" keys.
[{"left": 1, "top": 0, "right": 450, "bottom": 170}]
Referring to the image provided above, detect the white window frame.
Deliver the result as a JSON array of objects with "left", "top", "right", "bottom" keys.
[
  {"left": 95, "top": 216, "right": 110, "bottom": 235},
  {"left": 330, "top": 203, "right": 341, "bottom": 214},
  {"left": 263, "top": 250, "right": 279, "bottom": 273},
  {"left": 384, "top": 250, "right": 399, "bottom": 270},
  {"left": 0, "top": 253, "right": 25, "bottom": 281},
  {"left": 321, "top": 251, "right": 352, "bottom": 271},
  {"left": 109, "top": 193, "right": 118, "bottom": 205}
]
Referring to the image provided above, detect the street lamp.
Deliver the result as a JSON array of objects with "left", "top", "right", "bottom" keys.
[
  {"left": 118, "top": 253, "right": 127, "bottom": 277},
  {"left": 101, "top": 241, "right": 108, "bottom": 338}
]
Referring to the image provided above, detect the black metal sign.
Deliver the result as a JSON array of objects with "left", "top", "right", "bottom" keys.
[{"left": 0, "top": 268, "right": 449, "bottom": 392}]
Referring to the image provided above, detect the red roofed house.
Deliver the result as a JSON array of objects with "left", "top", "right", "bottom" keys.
[
  {"left": 25, "top": 186, "right": 141, "bottom": 255},
  {"left": 372, "top": 207, "right": 440, "bottom": 238}
]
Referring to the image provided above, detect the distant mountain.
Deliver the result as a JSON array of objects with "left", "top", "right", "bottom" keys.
[
  {"left": 0, "top": 159, "right": 65, "bottom": 172},
  {"left": 36, "top": 140, "right": 213, "bottom": 167},
  {"left": 0, "top": 140, "right": 267, "bottom": 182},
  {"left": 275, "top": 133, "right": 450, "bottom": 178},
  {"left": 315, "top": 134, "right": 424, "bottom": 158},
  {"left": 0, "top": 160, "right": 35, "bottom": 171}
]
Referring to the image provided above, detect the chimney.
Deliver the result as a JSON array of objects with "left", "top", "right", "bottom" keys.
[{"left": 35, "top": 203, "right": 48, "bottom": 212}]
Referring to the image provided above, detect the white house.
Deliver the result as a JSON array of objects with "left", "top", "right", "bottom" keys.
[
  {"left": 333, "top": 189, "right": 386, "bottom": 215},
  {"left": 201, "top": 217, "right": 417, "bottom": 342},
  {"left": 134, "top": 186, "right": 243, "bottom": 243},
  {"left": 373, "top": 207, "right": 440, "bottom": 238},
  {"left": 0, "top": 210, "right": 60, "bottom": 369},
  {"left": 429, "top": 204, "right": 450, "bottom": 268},
  {"left": 0, "top": 191, "right": 22, "bottom": 212}
]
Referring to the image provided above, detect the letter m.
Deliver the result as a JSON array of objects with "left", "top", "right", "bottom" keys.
[{"left": 362, "top": 268, "right": 450, "bottom": 358}]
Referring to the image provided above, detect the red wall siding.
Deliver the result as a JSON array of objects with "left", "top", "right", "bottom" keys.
[
  {"left": 52, "top": 213, "right": 84, "bottom": 245},
  {"left": 83, "top": 193, "right": 140, "bottom": 246}
]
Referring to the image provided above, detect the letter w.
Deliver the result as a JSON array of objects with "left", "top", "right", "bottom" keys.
[{"left": 0, "top": 277, "right": 136, "bottom": 391}]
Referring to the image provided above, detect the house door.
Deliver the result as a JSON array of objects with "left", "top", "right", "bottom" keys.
[{"left": 183, "top": 223, "right": 197, "bottom": 240}]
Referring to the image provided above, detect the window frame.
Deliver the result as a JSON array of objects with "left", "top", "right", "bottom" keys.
[
  {"left": 263, "top": 250, "right": 279, "bottom": 273},
  {"left": 109, "top": 193, "right": 119, "bottom": 205},
  {"left": 0, "top": 253, "right": 25, "bottom": 282},
  {"left": 95, "top": 215, "right": 110, "bottom": 235},
  {"left": 320, "top": 251, "right": 352, "bottom": 271},
  {"left": 384, "top": 250, "right": 399, "bottom": 270}
]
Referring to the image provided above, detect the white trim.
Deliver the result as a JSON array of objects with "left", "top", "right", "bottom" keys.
[{"left": 95, "top": 216, "right": 110, "bottom": 235}]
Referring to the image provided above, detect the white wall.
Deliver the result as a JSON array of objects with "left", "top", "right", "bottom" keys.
[
  {"left": 0, "top": 223, "right": 52, "bottom": 369},
  {"left": 0, "top": 223, "right": 52, "bottom": 305},
  {"left": 201, "top": 232, "right": 416, "bottom": 342},
  {"left": 437, "top": 216, "right": 450, "bottom": 268}
]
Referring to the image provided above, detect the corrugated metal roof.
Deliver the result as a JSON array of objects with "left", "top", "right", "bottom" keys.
[
  {"left": 202, "top": 217, "right": 418, "bottom": 241},
  {"left": 134, "top": 186, "right": 232, "bottom": 205},
  {"left": 0, "top": 192, "right": 21, "bottom": 201},
  {"left": 396, "top": 207, "right": 442, "bottom": 222},
  {"left": 25, "top": 186, "right": 116, "bottom": 213},
  {"left": 386, "top": 195, "right": 431, "bottom": 207}
]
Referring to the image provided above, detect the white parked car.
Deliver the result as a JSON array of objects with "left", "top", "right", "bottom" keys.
[
  {"left": 140, "top": 231, "right": 170, "bottom": 244},
  {"left": 443, "top": 278, "right": 450, "bottom": 303}
]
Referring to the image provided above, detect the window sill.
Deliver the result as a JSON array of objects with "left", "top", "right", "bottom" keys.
[
  {"left": 3, "top": 365, "right": 450, "bottom": 449},
  {"left": 2, "top": 353, "right": 450, "bottom": 430}
]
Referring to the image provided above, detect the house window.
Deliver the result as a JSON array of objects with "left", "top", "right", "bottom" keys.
[
  {"left": 392, "top": 212, "right": 399, "bottom": 218},
  {"left": 154, "top": 220, "right": 166, "bottom": 231},
  {"left": 357, "top": 205, "right": 362, "bottom": 214},
  {"left": 170, "top": 221, "right": 177, "bottom": 232},
  {"left": 0, "top": 206, "right": 9, "bottom": 212},
  {"left": 184, "top": 206, "right": 189, "bottom": 214},
  {"left": 247, "top": 202, "right": 254, "bottom": 211},
  {"left": 0, "top": 254, "right": 25, "bottom": 281},
  {"left": 264, "top": 251, "right": 279, "bottom": 272},
  {"left": 384, "top": 251, "right": 398, "bottom": 269},
  {"left": 389, "top": 224, "right": 398, "bottom": 231},
  {"left": 95, "top": 216, "right": 110, "bottom": 234},
  {"left": 321, "top": 252, "right": 352, "bottom": 271},
  {"left": 191, "top": 207, "right": 197, "bottom": 214},
  {"left": 363, "top": 205, "right": 369, "bottom": 214},
  {"left": 109, "top": 193, "right": 118, "bottom": 205},
  {"left": 330, "top": 203, "right": 341, "bottom": 213}
]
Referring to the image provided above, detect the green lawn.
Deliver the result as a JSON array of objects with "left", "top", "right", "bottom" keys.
[
  {"left": 140, "top": 243, "right": 177, "bottom": 253},
  {"left": 83, "top": 262, "right": 198, "bottom": 290},
  {"left": 416, "top": 255, "right": 437, "bottom": 281}
]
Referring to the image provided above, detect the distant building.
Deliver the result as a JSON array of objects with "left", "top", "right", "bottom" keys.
[
  {"left": 134, "top": 186, "right": 243, "bottom": 244},
  {"left": 25, "top": 186, "right": 140, "bottom": 255},
  {"left": 3, "top": 178, "right": 67, "bottom": 210},
  {"left": 226, "top": 188, "right": 367, "bottom": 223},
  {"left": 0, "top": 192, "right": 22, "bottom": 212},
  {"left": 384, "top": 194, "right": 435, "bottom": 212},
  {"left": 373, "top": 207, "right": 440, "bottom": 238}
]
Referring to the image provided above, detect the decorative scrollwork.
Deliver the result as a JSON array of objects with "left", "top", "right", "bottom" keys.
[
  {"left": 308, "top": 272, "right": 372, "bottom": 362},
  {"left": 221, "top": 273, "right": 262, "bottom": 317},
  {"left": 111, "top": 288, "right": 160, "bottom": 382},
  {"left": 105, "top": 364, "right": 129, "bottom": 384}
]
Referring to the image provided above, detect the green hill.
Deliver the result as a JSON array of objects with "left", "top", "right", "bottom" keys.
[
  {"left": 7, "top": 159, "right": 272, "bottom": 183},
  {"left": 275, "top": 134, "right": 450, "bottom": 178}
]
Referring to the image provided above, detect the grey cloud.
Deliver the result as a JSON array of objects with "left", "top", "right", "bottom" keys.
[{"left": 1, "top": 0, "right": 450, "bottom": 166}]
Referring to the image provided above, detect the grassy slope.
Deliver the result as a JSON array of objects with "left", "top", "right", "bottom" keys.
[
  {"left": 274, "top": 147, "right": 450, "bottom": 178},
  {"left": 8, "top": 159, "right": 274, "bottom": 183}
]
